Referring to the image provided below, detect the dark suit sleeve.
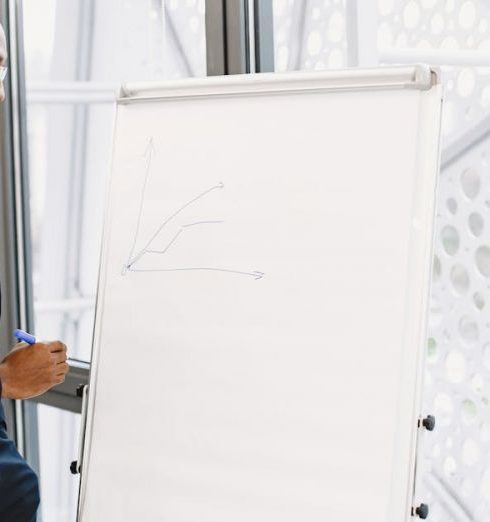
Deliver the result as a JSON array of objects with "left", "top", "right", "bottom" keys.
[{"left": 0, "top": 402, "right": 40, "bottom": 521}]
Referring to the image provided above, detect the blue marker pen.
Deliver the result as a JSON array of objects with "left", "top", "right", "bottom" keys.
[{"left": 14, "top": 329, "right": 36, "bottom": 345}]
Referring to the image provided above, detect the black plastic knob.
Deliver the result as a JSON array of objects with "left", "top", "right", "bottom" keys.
[
  {"left": 422, "top": 415, "right": 436, "bottom": 432},
  {"left": 76, "top": 385, "right": 85, "bottom": 398},
  {"left": 415, "top": 503, "right": 429, "bottom": 519},
  {"left": 70, "top": 460, "right": 79, "bottom": 475}
]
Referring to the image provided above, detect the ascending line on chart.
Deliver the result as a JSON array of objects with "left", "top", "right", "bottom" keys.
[{"left": 122, "top": 137, "right": 264, "bottom": 280}]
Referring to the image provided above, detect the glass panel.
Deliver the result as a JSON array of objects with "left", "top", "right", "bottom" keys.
[
  {"left": 21, "top": 2, "right": 206, "bottom": 521},
  {"left": 23, "top": 0, "right": 207, "bottom": 362},
  {"left": 272, "top": 0, "right": 490, "bottom": 519},
  {"left": 273, "top": 0, "right": 347, "bottom": 72},
  {"left": 26, "top": 103, "right": 114, "bottom": 362},
  {"left": 37, "top": 404, "right": 80, "bottom": 522}
]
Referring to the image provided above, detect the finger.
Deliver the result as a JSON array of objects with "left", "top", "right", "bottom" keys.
[
  {"left": 10, "top": 342, "right": 27, "bottom": 353},
  {"left": 49, "top": 341, "right": 67, "bottom": 353},
  {"left": 37, "top": 342, "right": 58, "bottom": 353},
  {"left": 51, "top": 351, "right": 67, "bottom": 364},
  {"left": 54, "top": 374, "right": 66, "bottom": 385},
  {"left": 57, "top": 362, "right": 69, "bottom": 375}
]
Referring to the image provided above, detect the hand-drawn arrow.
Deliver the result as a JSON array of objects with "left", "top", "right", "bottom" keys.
[
  {"left": 127, "top": 267, "right": 265, "bottom": 280},
  {"left": 126, "top": 137, "right": 156, "bottom": 268}
]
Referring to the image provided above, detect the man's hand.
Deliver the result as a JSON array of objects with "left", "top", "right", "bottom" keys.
[{"left": 0, "top": 341, "right": 68, "bottom": 400}]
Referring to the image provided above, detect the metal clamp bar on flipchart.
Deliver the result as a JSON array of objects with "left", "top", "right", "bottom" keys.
[{"left": 117, "top": 65, "right": 440, "bottom": 104}]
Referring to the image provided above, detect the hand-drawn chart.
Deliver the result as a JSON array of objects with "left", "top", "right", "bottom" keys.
[{"left": 122, "top": 138, "right": 264, "bottom": 280}]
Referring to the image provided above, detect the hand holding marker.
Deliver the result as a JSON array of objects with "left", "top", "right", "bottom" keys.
[
  {"left": 0, "top": 329, "right": 70, "bottom": 396},
  {"left": 14, "top": 329, "right": 36, "bottom": 345},
  {"left": 0, "top": 329, "right": 69, "bottom": 400}
]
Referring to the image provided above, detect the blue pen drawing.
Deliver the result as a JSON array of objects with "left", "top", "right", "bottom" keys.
[{"left": 122, "top": 137, "right": 264, "bottom": 280}]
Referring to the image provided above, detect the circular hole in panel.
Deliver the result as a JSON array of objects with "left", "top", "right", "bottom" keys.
[
  {"left": 459, "top": 1, "right": 476, "bottom": 29},
  {"left": 462, "top": 398, "right": 478, "bottom": 424},
  {"left": 435, "top": 393, "right": 454, "bottom": 425},
  {"left": 481, "top": 86, "right": 490, "bottom": 107},
  {"left": 328, "top": 11, "right": 344, "bottom": 42},
  {"left": 396, "top": 33, "right": 408, "bottom": 47},
  {"left": 475, "top": 246, "right": 490, "bottom": 277},
  {"left": 446, "top": 197, "right": 458, "bottom": 214},
  {"left": 481, "top": 467, "right": 490, "bottom": 500},
  {"left": 482, "top": 343, "right": 490, "bottom": 369},
  {"left": 450, "top": 264, "right": 469, "bottom": 294},
  {"left": 457, "top": 69, "right": 476, "bottom": 97},
  {"left": 427, "top": 337, "right": 437, "bottom": 362},
  {"left": 429, "top": 298, "right": 443, "bottom": 327},
  {"left": 307, "top": 30, "right": 322, "bottom": 56},
  {"left": 328, "top": 49, "right": 343, "bottom": 68},
  {"left": 432, "top": 443, "right": 441, "bottom": 458},
  {"left": 462, "top": 438, "right": 480, "bottom": 466},
  {"left": 480, "top": 421, "right": 490, "bottom": 442},
  {"left": 472, "top": 373, "right": 484, "bottom": 393},
  {"left": 461, "top": 168, "right": 480, "bottom": 198},
  {"left": 481, "top": 39, "right": 490, "bottom": 53},
  {"left": 459, "top": 315, "right": 479, "bottom": 343},
  {"left": 431, "top": 13, "right": 444, "bottom": 34},
  {"left": 377, "top": 24, "right": 393, "bottom": 47},
  {"left": 465, "top": 104, "right": 477, "bottom": 120},
  {"left": 433, "top": 255, "right": 442, "bottom": 281},
  {"left": 444, "top": 456, "right": 457, "bottom": 476},
  {"left": 445, "top": 350, "right": 467, "bottom": 382},
  {"left": 378, "top": 0, "right": 394, "bottom": 15},
  {"left": 469, "top": 212, "right": 484, "bottom": 237},
  {"left": 441, "top": 36, "right": 458, "bottom": 50},
  {"left": 473, "top": 292, "right": 485, "bottom": 310},
  {"left": 424, "top": 369, "right": 432, "bottom": 387},
  {"left": 445, "top": 0, "right": 456, "bottom": 13},
  {"left": 403, "top": 1, "right": 421, "bottom": 28},
  {"left": 441, "top": 225, "right": 460, "bottom": 255}
]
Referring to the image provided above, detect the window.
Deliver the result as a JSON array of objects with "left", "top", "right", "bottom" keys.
[
  {"left": 8, "top": 0, "right": 490, "bottom": 520},
  {"left": 21, "top": 1, "right": 206, "bottom": 520},
  {"left": 270, "top": 1, "right": 490, "bottom": 518},
  {"left": 24, "top": 0, "right": 207, "bottom": 363}
]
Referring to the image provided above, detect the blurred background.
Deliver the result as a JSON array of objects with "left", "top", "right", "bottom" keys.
[{"left": 1, "top": 0, "right": 489, "bottom": 520}]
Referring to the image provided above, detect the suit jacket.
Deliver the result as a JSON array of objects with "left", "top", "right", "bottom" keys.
[{"left": 0, "top": 403, "right": 39, "bottom": 521}]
